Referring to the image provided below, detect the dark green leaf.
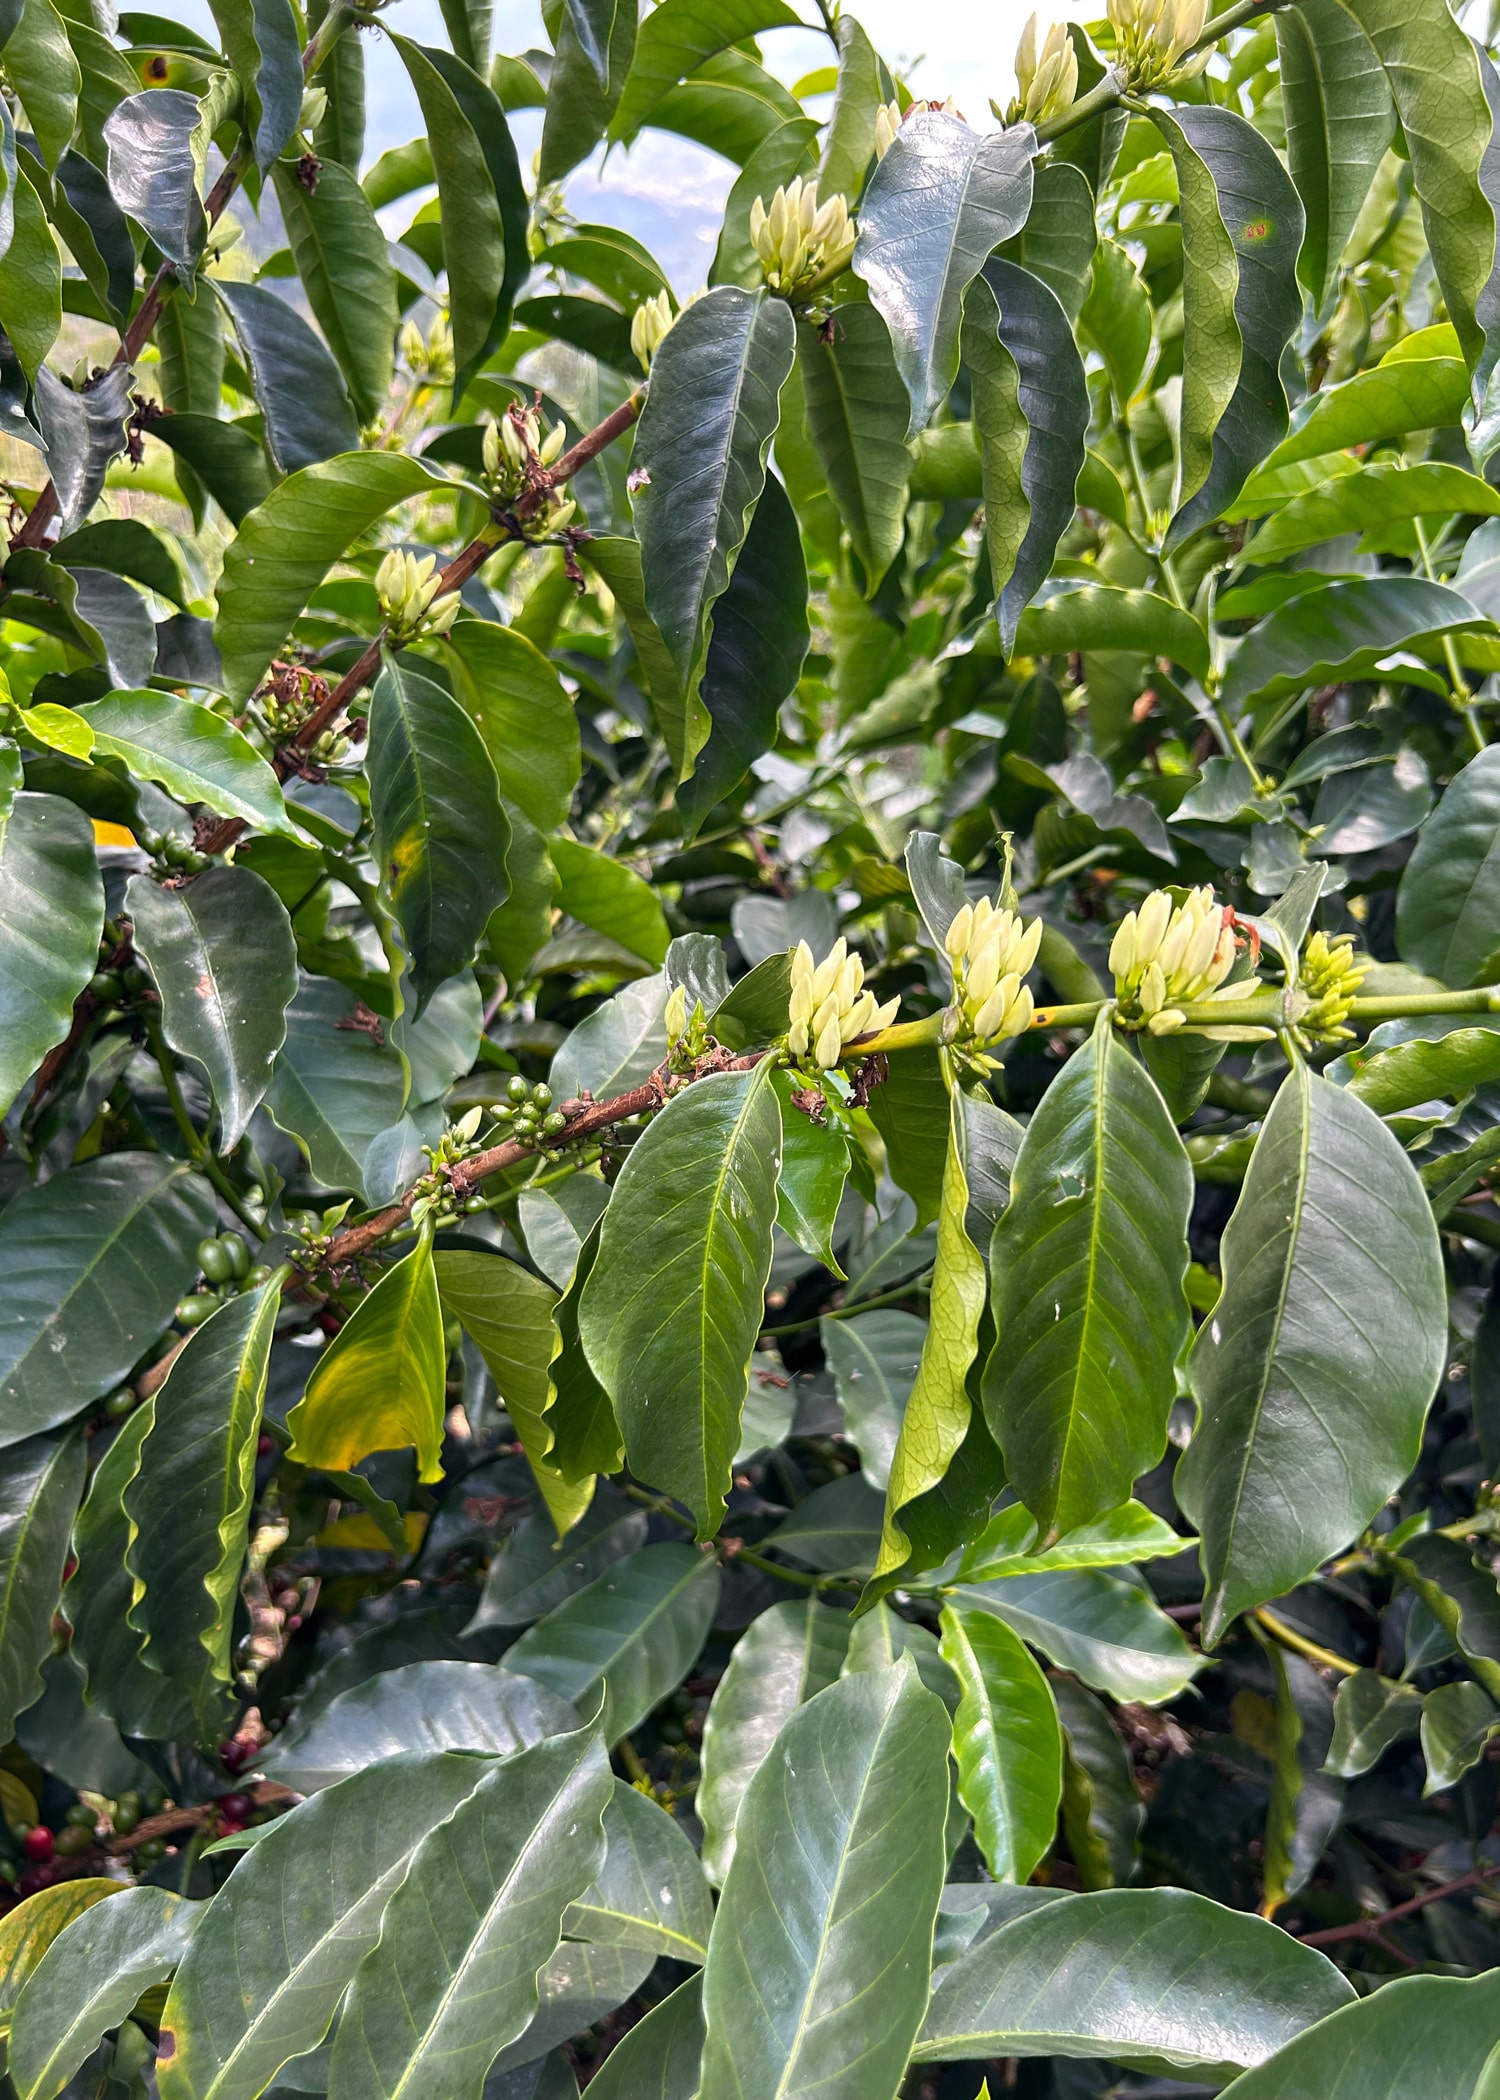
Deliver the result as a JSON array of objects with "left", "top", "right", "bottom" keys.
[
  {"left": 1396, "top": 746, "right": 1500, "bottom": 988},
  {"left": 264, "top": 974, "right": 407, "bottom": 1200},
  {"left": 537, "top": 0, "right": 635, "bottom": 185},
  {"left": 771, "top": 1067, "right": 847, "bottom": 1274},
  {"left": 1276, "top": 0, "right": 1393, "bottom": 311},
  {"left": 1263, "top": 1644, "right": 1343, "bottom": 1912},
  {"left": 796, "top": 305, "right": 910, "bottom": 592},
  {"left": 608, "top": 0, "right": 799, "bottom": 143},
  {"left": 940, "top": 1601, "right": 1062, "bottom": 1883},
  {"left": 0, "top": 1154, "right": 213, "bottom": 1448},
  {"left": 1261, "top": 345, "right": 1470, "bottom": 472},
  {"left": 151, "top": 411, "right": 272, "bottom": 528},
  {"left": 1326, "top": 1667, "right": 1424, "bottom": 1777},
  {"left": 698, "top": 1597, "right": 849, "bottom": 1883},
  {"left": 765, "top": 1472, "right": 886, "bottom": 1574},
  {"left": 564, "top": 1779, "right": 713, "bottom": 1964},
  {"left": 207, "top": 0, "right": 301, "bottom": 167},
  {"left": 956, "top": 1499, "right": 1189, "bottom": 1582},
  {"left": 549, "top": 836, "right": 669, "bottom": 966},
  {"left": 998, "top": 160, "right": 1096, "bottom": 323},
  {"left": 32, "top": 363, "right": 132, "bottom": 534},
  {"left": 0, "top": 1428, "right": 83, "bottom": 1742},
  {"left": 101, "top": 88, "right": 204, "bottom": 270},
  {"left": 700, "top": 1662, "right": 949, "bottom": 2100},
  {"left": 865, "top": 1045, "right": 950, "bottom": 1229},
  {"left": 579, "top": 1064, "right": 781, "bottom": 1537},
  {"left": 367, "top": 657, "right": 510, "bottom": 1010},
  {"left": 819, "top": 1308, "right": 924, "bottom": 1492},
  {"left": 1385, "top": 1531, "right": 1500, "bottom": 1702},
  {"left": 984, "top": 1011, "right": 1191, "bottom": 1542},
  {"left": 505, "top": 1541, "right": 721, "bottom": 1743},
  {"left": 464, "top": 1490, "right": 646, "bottom": 1635},
  {"left": 1215, "top": 1971, "right": 1500, "bottom": 2098},
  {"left": 580, "top": 1974, "right": 702, "bottom": 2100},
  {"left": 916, "top": 1886, "right": 1355, "bottom": 2076},
  {"left": 1055, "top": 1674, "right": 1142, "bottom": 1889},
  {"left": 1219, "top": 576, "right": 1483, "bottom": 719},
  {"left": 128, "top": 866, "right": 296, "bottom": 1151},
  {"left": 817, "top": 11, "right": 884, "bottom": 200},
  {"left": 1015, "top": 580, "right": 1210, "bottom": 683},
  {"left": 711, "top": 115, "right": 820, "bottom": 288},
  {"left": 951, "top": 1569, "right": 1202, "bottom": 1704},
  {"left": 71, "top": 689, "right": 295, "bottom": 837},
  {"left": 0, "top": 168, "right": 59, "bottom": 382},
  {"left": 6, "top": 0, "right": 79, "bottom": 170},
  {"left": 65, "top": 1405, "right": 185, "bottom": 1738},
  {"left": 0, "top": 791, "right": 102, "bottom": 1118},
  {"left": 265, "top": 1663, "right": 575, "bottom": 1792},
  {"left": 214, "top": 278, "right": 359, "bottom": 475},
  {"left": 271, "top": 159, "right": 397, "bottom": 426},
  {"left": 1178, "top": 1063, "right": 1448, "bottom": 1645}
]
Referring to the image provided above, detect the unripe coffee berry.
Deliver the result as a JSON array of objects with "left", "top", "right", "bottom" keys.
[
  {"left": 64, "top": 1801, "right": 97, "bottom": 1828},
  {"left": 220, "top": 1233, "right": 250, "bottom": 1279},
  {"left": 54, "top": 1825, "right": 95, "bottom": 1858},
  {"left": 198, "top": 1236, "right": 234, "bottom": 1284},
  {"left": 104, "top": 1387, "right": 137, "bottom": 1420}
]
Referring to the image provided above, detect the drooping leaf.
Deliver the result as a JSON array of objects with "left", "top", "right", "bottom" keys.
[
  {"left": 1177, "top": 1062, "right": 1448, "bottom": 1645},
  {"left": 1263, "top": 1644, "right": 1344, "bottom": 1914},
  {"left": 216, "top": 452, "right": 444, "bottom": 701},
  {"left": 271, "top": 158, "right": 397, "bottom": 425},
  {"left": 1384, "top": 1531, "right": 1500, "bottom": 1702},
  {"left": 870, "top": 1075, "right": 988, "bottom": 1599},
  {"left": 632, "top": 284, "right": 795, "bottom": 721},
  {"left": 818, "top": 10, "right": 884, "bottom": 200},
  {"left": 764, "top": 1471, "right": 886, "bottom": 1574},
  {"left": 916, "top": 1886, "right": 1355, "bottom": 2077},
  {"left": 854, "top": 109, "right": 1034, "bottom": 436},
  {"left": 264, "top": 1663, "right": 576, "bottom": 1792},
  {"left": 1421, "top": 1678, "right": 1500, "bottom": 1792},
  {"left": 1149, "top": 105, "right": 1304, "bottom": 540},
  {"left": 549, "top": 836, "right": 669, "bottom": 966},
  {"left": 1326, "top": 1667, "right": 1424, "bottom": 1777},
  {"left": 795, "top": 304, "right": 910, "bottom": 593},
  {"left": 0, "top": 1428, "right": 84, "bottom": 1743},
  {"left": 287, "top": 1236, "right": 448, "bottom": 1484},
  {"left": 9, "top": 1886, "right": 195, "bottom": 2100},
  {"left": 579, "top": 1064, "right": 781, "bottom": 1537},
  {"left": 950, "top": 1569, "right": 1202, "bottom": 1704},
  {"left": 698, "top": 1662, "right": 950, "bottom": 2100},
  {"left": 215, "top": 278, "right": 360, "bottom": 475},
  {"left": 1055, "top": 1674, "right": 1142, "bottom": 1889},
  {"left": 366, "top": 656, "right": 510, "bottom": 1011},
  {"left": 820, "top": 1309, "right": 922, "bottom": 1493},
  {"left": 1276, "top": 0, "right": 1393, "bottom": 311},
  {"left": 939, "top": 1602, "right": 1062, "bottom": 1884},
  {"left": 0, "top": 168, "right": 60, "bottom": 383},
  {"left": 435, "top": 1248, "right": 592, "bottom": 1538},
  {"left": 864, "top": 1045, "right": 950, "bottom": 1229},
  {"left": 326, "top": 1724, "right": 612, "bottom": 2100},
  {"left": 464, "top": 1490, "right": 645, "bottom": 1635},
  {"left": 206, "top": 0, "right": 301, "bottom": 167},
  {"left": 957, "top": 1500, "right": 1190, "bottom": 1582},
  {"left": 155, "top": 1754, "right": 501, "bottom": 2100},
  {"left": 263, "top": 975, "right": 408, "bottom": 1200},
  {"left": 697, "top": 1596, "right": 849, "bottom": 1885},
  {"left": 564, "top": 1779, "right": 713, "bottom": 1963},
  {"left": 0, "top": 791, "right": 102, "bottom": 1118},
  {"left": 537, "top": 0, "right": 636, "bottom": 184},
  {"left": 5, "top": 0, "right": 79, "bottom": 170},
  {"left": 0, "top": 1154, "right": 213, "bottom": 1448},
  {"left": 506, "top": 1541, "right": 721, "bottom": 1744},
  {"left": 70, "top": 689, "right": 296, "bottom": 837},
  {"left": 1014, "top": 580, "right": 1210, "bottom": 683},
  {"left": 580, "top": 1974, "right": 703, "bottom": 2100},
  {"left": 770, "top": 1067, "right": 847, "bottom": 1274},
  {"left": 123, "top": 1283, "right": 279, "bottom": 1731},
  {"left": 1395, "top": 745, "right": 1500, "bottom": 988},
  {"left": 101, "top": 87, "right": 205, "bottom": 271},
  {"left": 33, "top": 363, "right": 132, "bottom": 534},
  {"left": 984, "top": 1010, "right": 1192, "bottom": 1542},
  {"left": 1261, "top": 348, "right": 1470, "bottom": 473},
  {"left": 1245, "top": 460, "right": 1500, "bottom": 567},
  {"left": 443, "top": 617, "right": 581, "bottom": 834},
  {"left": 128, "top": 865, "right": 297, "bottom": 1151}
]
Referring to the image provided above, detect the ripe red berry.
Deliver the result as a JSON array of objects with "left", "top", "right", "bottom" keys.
[
  {"left": 21, "top": 1826, "right": 54, "bottom": 1862},
  {"left": 218, "top": 1792, "right": 253, "bottom": 1824},
  {"left": 256, "top": 1434, "right": 274, "bottom": 1458},
  {"left": 17, "top": 1864, "right": 57, "bottom": 1895},
  {"left": 218, "top": 1738, "right": 248, "bottom": 1773}
]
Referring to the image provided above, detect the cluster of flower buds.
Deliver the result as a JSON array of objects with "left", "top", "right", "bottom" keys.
[
  {"left": 631, "top": 290, "right": 676, "bottom": 369},
  {"left": 397, "top": 312, "right": 454, "bottom": 385},
  {"left": 1006, "top": 13, "right": 1079, "bottom": 125},
  {"left": 749, "top": 179, "right": 856, "bottom": 296},
  {"left": 1106, "top": 0, "right": 1210, "bottom": 87},
  {"left": 375, "top": 549, "right": 461, "bottom": 644},
  {"left": 1109, "top": 884, "right": 1248, "bottom": 1035},
  {"left": 787, "top": 937, "right": 899, "bottom": 1070},
  {"left": 664, "top": 984, "right": 712, "bottom": 1068},
  {"left": 946, "top": 896, "right": 1041, "bottom": 1064},
  {"left": 1296, "top": 930, "right": 1369, "bottom": 1046},
  {"left": 481, "top": 404, "right": 575, "bottom": 536}
]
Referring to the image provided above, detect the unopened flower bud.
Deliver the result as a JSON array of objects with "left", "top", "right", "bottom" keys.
[
  {"left": 786, "top": 935, "right": 898, "bottom": 1068},
  {"left": 664, "top": 984, "right": 688, "bottom": 1045},
  {"left": 873, "top": 99, "right": 904, "bottom": 159},
  {"left": 946, "top": 892, "right": 1043, "bottom": 1066},
  {"left": 1110, "top": 884, "right": 1258, "bottom": 1037},
  {"left": 1297, "top": 930, "right": 1369, "bottom": 1046},
  {"left": 748, "top": 177, "right": 856, "bottom": 296}
]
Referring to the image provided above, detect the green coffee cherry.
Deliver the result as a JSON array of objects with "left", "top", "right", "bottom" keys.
[
  {"left": 113, "top": 1793, "right": 142, "bottom": 1834},
  {"left": 54, "top": 1824, "right": 96, "bottom": 1858},
  {"left": 532, "top": 1083, "right": 552, "bottom": 1108},
  {"left": 244, "top": 1264, "right": 274, "bottom": 1290},
  {"left": 542, "top": 1111, "right": 566, "bottom": 1136},
  {"left": 220, "top": 1232, "right": 250, "bottom": 1279},
  {"left": 175, "top": 1293, "right": 219, "bottom": 1328},
  {"left": 88, "top": 969, "right": 124, "bottom": 1000},
  {"left": 507, "top": 1074, "right": 529, "bottom": 1103},
  {"left": 135, "top": 1836, "right": 168, "bottom": 1862},
  {"left": 198, "top": 1236, "right": 234, "bottom": 1284},
  {"left": 64, "top": 1801, "right": 98, "bottom": 1829},
  {"left": 142, "top": 1786, "right": 166, "bottom": 1814},
  {"left": 104, "top": 1387, "right": 138, "bottom": 1421}
]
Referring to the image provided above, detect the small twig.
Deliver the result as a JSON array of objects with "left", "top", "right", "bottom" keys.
[
  {"left": 102, "top": 1781, "right": 301, "bottom": 1856},
  {"left": 1297, "top": 1861, "right": 1500, "bottom": 1949},
  {"left": 1253, "top": 1607, "right": 1361, "bottom": 1678}
]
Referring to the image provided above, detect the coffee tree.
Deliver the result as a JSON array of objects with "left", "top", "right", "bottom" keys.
[{"left": 5, "top": 0, "right": 1500, "bottom": 2088}]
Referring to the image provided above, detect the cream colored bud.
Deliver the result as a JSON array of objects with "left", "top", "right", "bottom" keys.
[
  {"left": 873, "top": 100, "right": 903, "bottom": 159},
  {"left": 967, "top": 942, "right": 1002, "bottom": 1011},
  {"left": 870, "top": 994, "right": 900, "bottom": 1035},
  {"left": 1016, "top": 11, "right": 1041, "bottom": 96},
  {"left": 945, "top": 903, "right": 974, "bottom": 960},
  {"left": 814, "top": 1015, "right": 844, "bottom": 1069},
  {"left": 482, "top": 420, "right": 503, "bottom": 480},
  {"left": 540, "top": 420, "right": 567, "bottom": 466},
  {"left": 1135, "top": 889, "right": 1174, "bottom": 964},
  {"left": 1138, "top": 960, "right": 1167, "bottom": 1017},
  {"left": 1146, "top": 1007, "right": 1185, "bottom": 1035},
  {"left": 810, "top": 937, "right": 847, "bottom": 1007},
  {"left": 791, "top": 940, "right": 816, "bottom": 991},
  {"left": 1108, "top": 912, "right": 1138, "bottom": 982},
  {"left": 844, "top": 990, "right": 877, "bottom": 1040},
  {"left": 812, "top": 992, "right": 842, "bottom": 1044},
  {"left": 300, "top": 85, "right": 328, "bottom": 134},
  {"left": 664, "top": 984, "right": 688, "bottom": 1042},
  {"left": 425, "top": 592, "right": 461, "bottom": 636},
  {"left": 789, "top": 1017, "right": 810, "bottom": 1058},
  {"left": 630, "top": 289, "right": 674, "bottom": 368},
  {"left": 546, "top": 498, "right": 576, "bottom": 534}
]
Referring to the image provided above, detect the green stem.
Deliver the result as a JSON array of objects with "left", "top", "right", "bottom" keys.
[
  {"left": 1348, "top": 985, "right": 1500, "bottom": 1022},
  {"left": 1034, "top": 0, "right": 1285, "bottom": 148},
  {"left": 761, "top": 1272, "right": 934, "bottom": 1338},
  {"left": 143, "top": 1018, "right": 267, "bottom": 1237},
  {"left": 1253, "top": 1606, "right": 1360, "bottom": 1677},
  {"left": 619, "top": 1482, "right": 860, "bottom": 1592}
]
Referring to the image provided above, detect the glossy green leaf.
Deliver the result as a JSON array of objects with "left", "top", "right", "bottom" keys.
[
  {"left": 216, "top": 452, "right": 444, "bottom": 701},
  {"left": 264, "top": 975, "right": 408, "bottom": 1200},
  {"left": 326, "top": 1723, "right": 611, "bottom": 2100},
  {"left": 581, "top": 1973, "right": 703, "bottom": 2100},
  {"left": 271, "top": 159, "right": 396, "bottom": 425},
  {"left": 1261, "top": 354, "right": 1470, "bottom": 474},
  {"left": 101, "top": 87, "right": 204, "bottom": 271},
  {"left": 155, "top": 1754, "right": 500, "bottom": 2100},
  {"left": 367, "top": 657, "right": 510, "bottom": 1010},
  {"left": 72, "top": 689, "right": 295, "bottom": 838},
  {"left": 765, "top": 1472, "right": 886, "bottom": 1574},
  {"left": 0, "top": 1884, "right": 124, "bottom": 2037},
  {"left": 698, "top": 1596, "right": 849, "bottom": 1884},
  {"left": 0, "top": 168, "right": 60, "bottom": 382},
  {"left": 128, "top": 865, "right": 296, "bottom": 1151},
  {"left": 957, "top": 1499, "right": 1190, "bottom": 1582},
  {"left": 1220, "top": 575, "right": 1483, "bottom": 718},
  {"left": 32, "top": 364, "right": 132, "bottom": 534},
  {"left": 819, "top": 1308, "right": 923, "bottom": 1492},
  {"left": 10, "top": 1886, "right": 195, "bottom": 2100},
  {"left": 1246, "top": 461, "right": 1500, "bottom": 566},
  {"left": 1263, "top": 1644, "right": 1343, "bottom": 1912},
  {"left": 388, "top": 35, "right": 525, "bottom": 395},
  {"left": 999, "top": 160, "right": 1097, "bottom": 325},
  {"left": 1151, "top": 106, "right": 1304, "bottom": 539},
  {"left": 1333, "top": 1019, "right": 1500, "bottom": 1114},
  {"left": 1276, "top": 0, "right": 1392, "bottom": 311},
  {"left": 984, "top": 1010, "right": 1191, "bottom": 1542},
  {"left": 214, "top": 277, "right": 358, "bottom": 475},
  {"left": 1385, "top": 1531, "right": 1500, "bottom": 1702},
  {"left": 817, "top": 11, "right": 883, "bottom": 200},
  {"left": 206, "top": 0, "right": 300, "bottom": 168},
  {"left": 0, "top": 1428, "right": 83, "bottom": 1742},
  {"left": 544, "top": 1219, "right": 625, "bottom": 1486},
  {"left": 699, "top": 1662, "right": 950, "bottom": 2100},
  {"left": 1216, "top": 1971, "right": 1500, "bottom": 2098},
  {"left": 632, "top": 284, "right": 794, "bottom": 717},
  {"left": 681, "top": 468, "right": 810, "bottom": 829},
  {"left": 287, "top": 1236, "right": 447, "bottom": 1484},
  {"left": 435, "top": 1248, "right": 592, "bottom": 1538},
  {"left": 916, "top": 1886, "right": 1355, "bottom": 2076},
  {"left": 608, "top": 0, "right": 798, "bottom": 143},
  {"left": 0, "top": 1154, "right": 213, "bottom": 1448},
  {"left": 1055, "top": 1674, "right": 1141, "bottom": 1889},
  {"left": 564, "top": 1779, "right": 713, "bottom": 1963},
  {"left": 1421, "top": 1678, "right": 1500, "bottom": 1792},
  {"left": 1178, "top": 1063, "right": 1448, "bottom": 1645},
  {"left": 1396, "top": 745, "right": 1500, "bottom": 987},
  {"left": 537, "top": 0, "right": 635, "bottom": 184},
  {"left": 1079, "top": 237, "right": 1153, "bottom": 410},
  {"left": 951, "top": 1569, "right": 1202, "bottom": 1704},
  {"left": 464, "top": 1490, "right": 646, "bottom": 1635},
  {"left": 122, "top": 1282, "right": 278, "bottom": 1730},
  {"left": 549, "top": 835, "right": 669, "bottom": 966},
  {"left": 443, "top": 617, "right": 580, "bottom": 834},
  {"left": 1325, "top": 1667, "right": 1423, "bottom": 1777},
  {"left": 580, "top": 1064, "right": 781, "bottom": 1537},
  {"left": 1015, "top": 580, "right": 1210, "bottom": 685},
  {"left": 939, "top": 1602, "right": 1062, "bottom": 1883},
  {"left": 264, "top": 1662, "right": 575, "bottom": 1792},
  {"left": 7, "top": 0, "right": 79, "bottom": 169},
  {"left": 864, "top": 1045, "right": 950, "bottom": 1228},
  {"left": 796, "top": 304, "right": 910, "bottom": 592},
  {"left": 854, "top": 109, "right": 1033, "bottom": 436},
  {"left": 770, "top": 1067, "right": 847, "bottom": 1272},
  {"left": 0, "top": 791, "right": 102, "bottom": 1118},
  {"left": 505, "top": 1541, "right": 720, "bottom": 1742},
  {"left": 871, "top": 1077, "right": 988, "bottom": 1597}
]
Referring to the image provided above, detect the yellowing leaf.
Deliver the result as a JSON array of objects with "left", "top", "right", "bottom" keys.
[
  {"left": 287, "top": 1237, "right": 447, "bottom": 1483},
  {"left": 314, "top": 1510, "right": 429, "bottom": 1552},
  {"left": 0, "top": 1880, "right": 123, "bottom": 2034}
]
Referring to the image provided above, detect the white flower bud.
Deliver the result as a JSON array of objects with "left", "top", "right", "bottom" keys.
[
  {"left": 630, "top": 289, "right": 675, "bottom": 369},
  {"left": 873, "top": 100, "right": 903, "bottom": 159}
]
